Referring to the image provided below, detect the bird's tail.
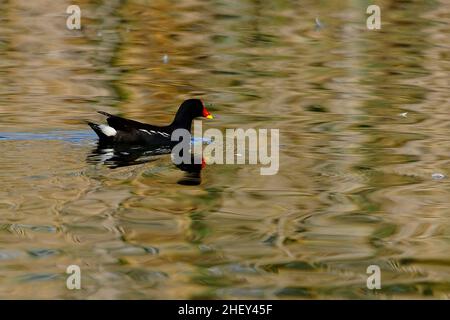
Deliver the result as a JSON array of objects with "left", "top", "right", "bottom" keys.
[{"left": 87, "top": 121, "right": 112, "bottom": 141}]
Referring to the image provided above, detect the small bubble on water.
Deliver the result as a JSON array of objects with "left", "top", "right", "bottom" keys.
[
  {"left": 198, "top": 244, "right": 214, "bottom": 253},
  {"left": 162, "top": 54, "right": 169, "bottom": 64},
  {"left": 432, "top": 173, "right": 446, "bottom": 180},
  {"left": 315, "top": 17, "right": 324, "bottom": 31},
  {"left": 143, "top": 246, "right": 159, "bottom": 255}
]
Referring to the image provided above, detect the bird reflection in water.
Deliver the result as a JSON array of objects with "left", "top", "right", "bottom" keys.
[{"left": 87, "top": 143, "right": 205, "bottom": 185}]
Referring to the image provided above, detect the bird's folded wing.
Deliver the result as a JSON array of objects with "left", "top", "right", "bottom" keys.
[{"left": 98, "top": 111, "right": 148, "bottom": 131}]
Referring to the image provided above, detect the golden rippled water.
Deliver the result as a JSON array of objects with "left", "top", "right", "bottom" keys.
[{"left": 0, "top": 0, "right": 449, "bottom": 299}]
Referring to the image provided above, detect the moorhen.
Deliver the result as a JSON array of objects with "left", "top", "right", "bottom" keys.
[{"left": 88, "top": 99, "right": 213, "bottom": 146}]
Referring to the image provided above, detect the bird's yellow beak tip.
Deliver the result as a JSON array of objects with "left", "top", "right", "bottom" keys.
[{"left": 206, "top": 114, "right": 213, "bottom": 119}]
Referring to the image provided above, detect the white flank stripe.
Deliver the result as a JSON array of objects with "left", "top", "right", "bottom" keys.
[
  {"left": 139, "top": 129, "right": 152, "bottom": 135},
  {"left": 139, "top": 129, "right": 169, "bottom": 138}
]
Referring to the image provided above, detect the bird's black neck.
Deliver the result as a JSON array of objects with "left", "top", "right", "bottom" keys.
[{"left": 170, "top": 110, "right": 193, "bottom": 132}]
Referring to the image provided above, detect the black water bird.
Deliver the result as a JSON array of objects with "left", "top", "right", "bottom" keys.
[{"left": 88, "top": 99, "right": 213, "bottom": 146}]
